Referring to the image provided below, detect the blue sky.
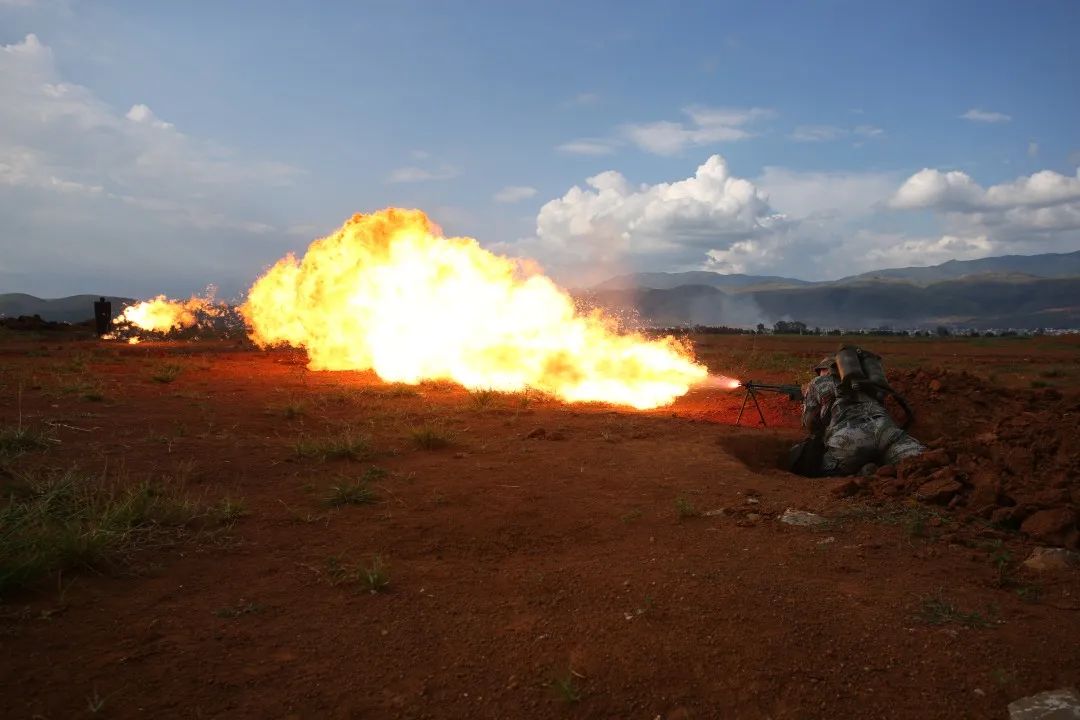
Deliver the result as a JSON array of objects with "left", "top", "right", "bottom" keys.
[{"left": 2, "top": 0, "right": 1078, "bottom": 297}]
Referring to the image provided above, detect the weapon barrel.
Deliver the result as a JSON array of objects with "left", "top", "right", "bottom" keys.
[{"left": 744, "top": 381, "right": 803, "bottom": 400}]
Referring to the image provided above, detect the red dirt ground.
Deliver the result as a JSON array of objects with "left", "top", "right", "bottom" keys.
[{"left": 1, "top": 332, "right": 1078, "bottom": 719}]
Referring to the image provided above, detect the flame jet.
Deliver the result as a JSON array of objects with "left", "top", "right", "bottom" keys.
[{"left": 241, "top": 208, "right": 708, "bottom": 409}]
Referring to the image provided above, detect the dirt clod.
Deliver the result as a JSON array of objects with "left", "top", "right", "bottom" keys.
[
  {"left": 1021, "top": 508, "right": 1079, "bottom": 549},
  {"left": 916, "top": 475, "right": 963, "bottom": 505},
  {"left": 1023, "top": 547, "right": 1080, "bottom": 573}
]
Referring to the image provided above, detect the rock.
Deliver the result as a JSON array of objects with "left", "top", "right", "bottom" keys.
[
  {"left": 779, "top": 509, "right": 827, "bottom": 527},
  {"left": 830, "top": 479, "right": 860, "bottom": 498},
  {"left": 1021, "top": 509, "right": 1079, "bottom": 548},
  {"left": 992, "top": 505, "right": 1030, "bottom": 529},
  {"left": 1004, "top": 447, "right": 1037, "bottom": 476},
  {"left": 929, "top": 379, "right": 943, "bottom": 393},
  {"left": 745, "top": 513, "right": 762, "bottom": 522},
  {"left": 876, "top": 465, "right": 897, "bottom": 478},
  {"left": 921, "top": 448, "right": 951, "bottom": 469},
  {"left": 1007, "top": 687, "right": 1080, "bottom": 719},
  {"left": 1023, "top": 547, "right": 1080, "bottom": 573},
  {"left": 1031, "top": 488, "right": 1071, "bottom": 508},
  {"left": 916, "top": 475, "right": 963, "bottom": 505},
  {"left": 524, "top": 427, "right": 546, "bottom": 439},
  {"left": 968, "top": 472, "right": 1001, "bottom": 509}
]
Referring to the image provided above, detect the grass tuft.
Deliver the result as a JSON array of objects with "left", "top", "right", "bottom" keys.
[
  {"left": 295, "top": 430, "right": 373, "bottom": 461},
  {"left": 213, "top": 600, "right": 263, "bottom": 619},
  {"left": 915, "top": 592, "right": 991, "bottom": 628},
  {"left": 0, "top": 468, "right": 227, "bottom": 594},
  {"left": 552, "top": 673, "right": 583, "bottom": 704},
  {"left": 362, "top": 555, "right": 390, "bottom": 593},
  {"left": 211, "top": 496, "right": 248, "bottom": 523},
  {"left": 468, "top": 388, "right": 499, "bottom": 409},
  {"left": 324, "top": 480, "right": 378, "bottom": 507},
  {"left": 326, "top": 554, "right": 390, "bottom": 592},
  {"left": 675, "top": 495, "right": 699, "bottom": 520},
  {"left": 410, "top": 424, "right": 452, "bottom": 450},
  {"left": 0, "top": 425, "right": 52, "bottom": 461},
  {"left": 151, "top": 363, "right": 183, "bottom": 384}
]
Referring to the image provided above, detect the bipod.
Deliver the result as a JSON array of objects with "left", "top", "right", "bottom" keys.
[{"left": 735, "top": 381, "right": 768, "bottom": 427}]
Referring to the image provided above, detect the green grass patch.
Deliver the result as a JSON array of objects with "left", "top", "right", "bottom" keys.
[
  {"left": 324, "top": 480, "right": 378, "bottom": 507},
  {"left": 552, "top": 673, "right": 583, "bottom": 704},
  {"left": 151, "top": 362, "right": 184, "bottom": 384},
  {"left": 915, "top": 592, "right": 991, "bottom": 628},
  {"left": 675, "top": 495, "right": 699, "bottom": 520},
  {"left": 294, "top": 429, "right": 373, "bottom": 461},
  {"left": 214, "top": 601, "right": 263, "bottom": 619},
  {"left": 326, "top": 554, "right": 390, "bottom": 593},
  {"left": 0, "top": 468, "right": 234, "bottom": 595},
  {"left": 0, "top": 425, "right": 52, "bottom": 461},
  {"left": 410, "top": 424, "right": 452, "bottom": 450},
  {"left": 210, "top": 496, "right": 248, "bottom": 523}
]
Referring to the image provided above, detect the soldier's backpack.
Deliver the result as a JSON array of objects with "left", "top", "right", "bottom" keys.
[{"left": 833, "top": 345, "right": 914, "bottom": 429}]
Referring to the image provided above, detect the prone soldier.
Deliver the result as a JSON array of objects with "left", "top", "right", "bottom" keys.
[{"left": 799, "top": 348, "right": 924, "bottom": 476}]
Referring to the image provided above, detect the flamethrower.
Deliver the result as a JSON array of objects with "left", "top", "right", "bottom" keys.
[{"left": 735, "top": 381, "right": 803, "bottom": 427}]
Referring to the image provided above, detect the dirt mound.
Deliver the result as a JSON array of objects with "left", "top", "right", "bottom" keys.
[{"left": 855, "top": 369, "right": 1080, "bottom": 548}]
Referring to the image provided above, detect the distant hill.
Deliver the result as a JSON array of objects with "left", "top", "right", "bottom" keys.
[
  {"left": 836, "top": 250, "right": 1080, "bottom": 285},
  {"left": 586, "top": 250, "right": 1080, "bottom": 329},
  {"left": 584, "top": 276, "right": 1080, "bottom": 330},
  {"left": 0, "top": 294, "right": 134, "bottom": 323},
  {"left": 594, "top": 271, "right": 811, "bottom": 291},
  {"left": 749, "top": 276, "right": 1080, "bottom": 329},
  {"left": 597, "top": 250, "right": 1080, "bottom": 292}
]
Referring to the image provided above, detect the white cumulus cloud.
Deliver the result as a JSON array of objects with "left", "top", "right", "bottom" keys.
[
  {"left": 555, "top": 139, "right": 618, "bottom": 156},
  {"left": 385, "top": 164, "right": 459, "bottom": 183},
  {"left": 531, "top": 155, "right": 785, "bottom": 274},
  {"left": 961, "top": 108, "right": 1012, "bottom": 123},
  {"left": 125, "top": 103, "right": 173, "bottom": 129},
  {"left": 789, "top": 125, "right": 847, "bottom": 143},
  {"left": 891, "top": 167, "right": 1080, "bottom": 212},
  {"left": 889, "top": 166, "right": 1080, "bottom": 259},
  {"left": 619, "top": 106, "right": 773, "bottom": 155}
]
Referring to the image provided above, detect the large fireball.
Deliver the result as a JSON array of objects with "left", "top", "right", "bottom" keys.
[{"left": 241, "top": 209, "right": 707, "bottom": 409}]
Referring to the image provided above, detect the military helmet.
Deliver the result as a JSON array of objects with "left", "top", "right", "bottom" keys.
[{"left": 812, "top": 356, "right": 836, "bottom": 372}]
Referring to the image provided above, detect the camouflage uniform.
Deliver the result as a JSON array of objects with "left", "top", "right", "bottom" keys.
[{"left": 801, "top": 373, "right": 924, "bottom": 476}]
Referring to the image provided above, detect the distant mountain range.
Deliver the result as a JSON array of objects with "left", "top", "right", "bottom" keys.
[
  {"left": 595, "top": 271, "right": 812, "bottom": 291},
  {"left": 584, "top": 250, "right": 1080, "bottom": 330},
  {"left": 0, "top": 294, "right": 133, "bottom": 323},
  {"left": 597, "top": 250, "right": 1080, "bottom": 291},
  {"left": 3, "top": 251, "right": 1079, "bottom": 329}
]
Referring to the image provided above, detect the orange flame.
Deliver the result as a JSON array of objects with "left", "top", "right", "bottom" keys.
[
  {"left": 242, "top": 209, "right": 708, "bottom": 409},
  {"left": 115, "top": 294, "right": 221, "bottom": 333}
]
